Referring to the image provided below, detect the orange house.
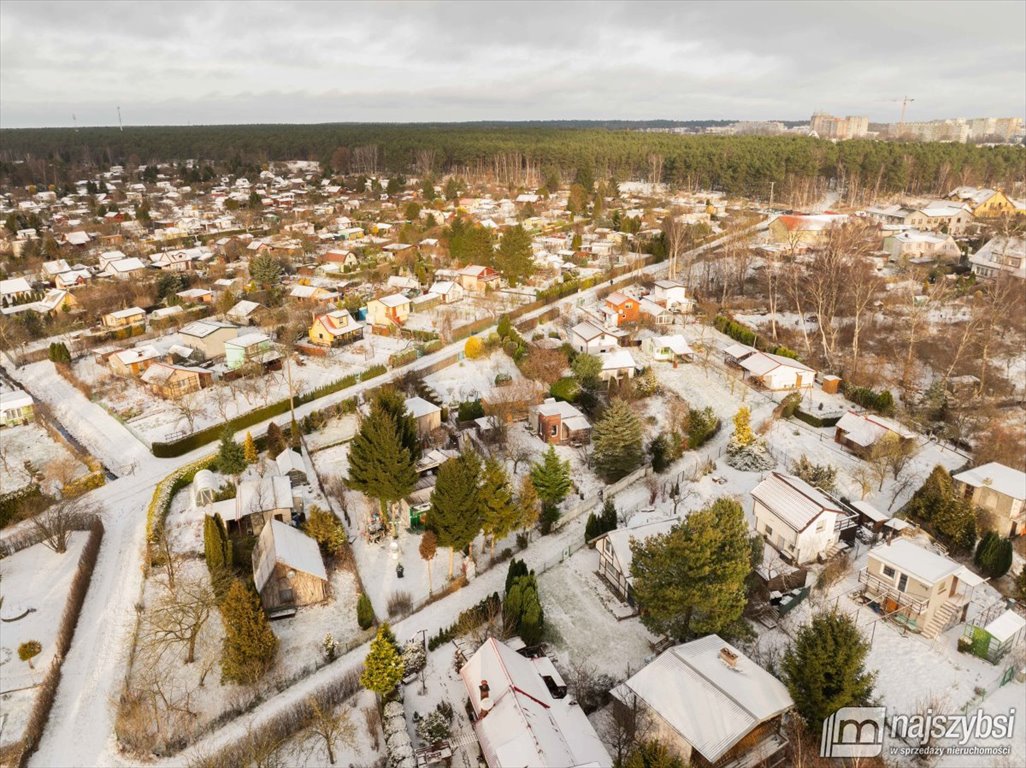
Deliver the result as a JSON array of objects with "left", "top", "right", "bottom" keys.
[{"left": 603, "top": 291, "right": 639, "bottom": 326}]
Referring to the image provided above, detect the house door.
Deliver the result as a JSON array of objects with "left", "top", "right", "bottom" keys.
[{"left": 897, "top": 574, "right": 908, "bottom": 592}]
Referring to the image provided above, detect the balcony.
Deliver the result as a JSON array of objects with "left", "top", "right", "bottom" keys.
[{"left": 857, "top": 568, "right": 928, "bottom": 615}]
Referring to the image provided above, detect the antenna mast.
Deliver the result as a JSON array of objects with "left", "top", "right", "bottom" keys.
[{"left": 117, "top": 105, "right": 124, "bottom": 132}]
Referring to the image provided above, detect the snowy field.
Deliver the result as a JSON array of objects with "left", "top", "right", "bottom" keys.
[
  {"left": 0, "top": 423, "right": 89, "bottom": 496},
  {"left": 0, "top": 533, "right": 88, "bottom": 750}
]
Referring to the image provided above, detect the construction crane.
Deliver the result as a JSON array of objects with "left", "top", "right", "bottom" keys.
[{"left": 889, "top": 96, "right": 915, "bottom": 129}]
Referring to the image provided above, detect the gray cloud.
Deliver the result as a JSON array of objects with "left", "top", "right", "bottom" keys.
[{"left": 1, "top": 0, "right": 1023, "bottom": 127}]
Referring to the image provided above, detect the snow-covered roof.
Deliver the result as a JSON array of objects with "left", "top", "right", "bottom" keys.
[
  {"left": 113, "top": 345, "right": 161, "bottom": 365},
  {"left": 0, "top": 388, "right": 33, "bottom": 411},
  {"left": 723, "top": 342, "right": 757, "bottom": 360},
  {"left": 374, "top": 293, "right": 411, "bottom": 308},
  {"left": 983, "top": 609, "right": 1026, "bottom": 644},
  {"left": 227, "top": 299, "right": 261, "bottom": 317},
  {"left": 253, "top": 519, "right": 327, "bottom": 593},
  {"left": 1, "top": 277, "right": 33, "bottom": 296},
  {"left": 571, "top": 321, "right": 611, "bottom": 341},
  {"left": 275, "top": 449, "right": 306, "bottom": 476},
  {"left": 851, "top": 500, "right": 890, "bottom": 524},
  {"left": 460, "top": 638, "right": 611, "bottom": 768},
  {"left": 952, "top": 462, "right": 1026, "bottom": 501},
  {"left": 614, "top": 634, "right": 793, "bottom": 764},
  {"left": 650, "top": 335, "right": 693, "bottom": 356},
  {"left": 836, "top": 411, "right": 915, "bottom": 447},
  {"left": 225, "top": 332, "right": 271, "bottom": 350},
  {"left": 739, "top": 350, "right": 814, "bottom": 377},
  {"left": 869, "top": 539, "right": 962, "bottom": 586},
  {"left": 405, "top": 396, "right": 441, "bottom": 419},
  {"left": 595, "top": 517, "right": 677, "bottom": 578},
  {"left": 107, "top": 306, "right": 145, "bottom": 320},
  {"left": 600, "top": 348, "right": 637, "bottom": 371},
  {"left": 105, "top": 257, "right": 147, "bottom": 273},
  {"left": 180, "top": 319, "right": 237, "bottom": 338},
  {"left": 536, "top": 398, "right": 586, "bottom": 421},
  {"left": 752, "top": 472, "right": 841, "bottom": 532},
  {"left": 314, "top": 309, "right": 363, "bottom": 336}
]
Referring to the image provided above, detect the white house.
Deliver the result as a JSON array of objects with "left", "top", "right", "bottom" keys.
[
  {"left": 953, "top": 462, "right": 1026, "bottom": 537},
  {"left": 570, "top": 321, "right": 619, "bottom": 354},
  {"left": 739, "top": 351, "right": 815, "bottom": 390},
  {"left": 651, "top": 279, "right": 692, "bottom": 312},
  {"left": 598, "top": 348, "right": 637, "bottom": 383},
  {"left": 642, "top": 334, "right": 693, "bottom": 362},
  {"left": 427, "top": 280, "right": 464, "bottom": 304},
  {"left": 594, "top": 517, "right": 677, "bottom": 604},
  {"left": 969, "top": 236, "right": 1025, "bottom": 280},
  {"left": 460, "top": 637, "right": 611, "bottom": 768},
  {"left": 752, "top": 471, "right": 843, "bottom": 564},
  {"left": 883, "top": 230, "right": 960, "bottom": 264}
]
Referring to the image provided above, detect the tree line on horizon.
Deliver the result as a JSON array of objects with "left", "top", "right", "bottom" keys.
[{"left": 1, "top": 123, "right": 1022, "bottom": 198}]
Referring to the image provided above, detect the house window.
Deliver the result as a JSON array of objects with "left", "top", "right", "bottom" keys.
[
  {"left": 816, "top": 520, "right": 826, "bottom": 532},
  {"left": 279, "top": 588, "right": 295, "bottom": 603},
  {"left": 550, "top": 424, "right": 558, "bottom": 436},
  {"left": 882, "top": 565, "right": 896, "bottom": 578},
  {"left": 764, "top": 524, "right": 773, "bottom": 537}
]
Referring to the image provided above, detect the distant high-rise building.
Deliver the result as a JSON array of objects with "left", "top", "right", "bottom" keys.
[{"left": 810, "top": 113, "right": 869, "bottom": 140}]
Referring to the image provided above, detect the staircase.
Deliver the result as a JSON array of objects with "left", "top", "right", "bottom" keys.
[
  {"left": 823, "top": 540, "right": 849, "bottom": 560},
  {"left": 923, "top": 600, "right": 962, "bottom": 640}
]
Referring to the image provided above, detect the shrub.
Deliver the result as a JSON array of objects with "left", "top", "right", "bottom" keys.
[
  {"left": 974, "top": 532, "right": 1013, "bottom": 578},
  {"left": 427, "top": 593, "right": 501, "bottom": 650},
  {"left": 387, "top": 590, "right": 413, "bottom": 618},
  {"left": 464, "top": 336, "right": 485, "bottom": 359},
  {"left": 357, "top": 593, "right": 375, "bottom": 629},
  {"left": 18, "top": 640, "right": 42, "bottom": 668},
  {"left": 549, "top": 376, "right": 581, "bottom": 402},
  {"left": 457, "top": 399, "right": 485, "bottom": 422},
  {"left": 686, "top": 407, "right": 719, "bottom": 449},
  {"left": 843, "top": 383, "right": 896, "bottom": 416}
]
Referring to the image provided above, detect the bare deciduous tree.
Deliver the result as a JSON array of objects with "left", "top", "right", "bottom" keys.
[
  {"left": 32, "top": 498, "right": 96, "bottom": 553},
  {"left": 303, "top": 699, "right": 356, "bottom": 765}
]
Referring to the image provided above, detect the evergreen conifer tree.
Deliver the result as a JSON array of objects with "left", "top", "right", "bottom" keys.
[
  {"left": 220, "top": 579, "right": 278, "bottom": 684},
  {"left": 479, "top": 456, "right": 519, "bottom": 556},
  {"left": 782, "top": 611, "right": 876, "bottom": 727},
  {"left": 360, "top": 623, "right": 405, "bottom": 697},
  {"left": 347, "top": 406, "right": 417, "bottom": 534},
  {"left": 428, "top": 451, "right": 482, "bottom": 578},
  {"left": 593, "top": 399, "right": 644, "bottom": 482},
  {"left": 243, "top": 431, "right": 258, "bottom": 464},
  {"left": 630, "top": 498, "right": 751, "bottom": 639}
]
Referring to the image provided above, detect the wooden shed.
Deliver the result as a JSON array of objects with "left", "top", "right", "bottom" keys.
[{"left": 252, "top": 519, "right": 329, "bottom": 616}]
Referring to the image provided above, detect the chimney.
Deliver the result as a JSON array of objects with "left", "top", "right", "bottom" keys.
[
  {"left": 478, "top": 679, "right": 493, "bottom": 716},
  {"left": 719, "top": 647, "right": 739, "bottom": 670}
]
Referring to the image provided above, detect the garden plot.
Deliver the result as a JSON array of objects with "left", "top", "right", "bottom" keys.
[
  {"left": 762, "top": 419, "right": 968, "bottom": 513},
  {"left": 422, "top": 351, "right": 524, "bottom": 406},
  {"left": 0, "top": 423, "right": 89, "bottom": 496},
  {"left": 334, "top": 333, "right": 410, "bottom": 369},
  {"left": 72, "top": 352, "right": 375, "bottom": 445},
  {"left": 0, "top": 533, "right": 88, "bottom": 751},
  {"left": 750, "top": 534, "right": 1009, "bottom": 725},
  {"left": 304, "top": 413, "right": 358, "bottom": 451},
  {"left": 538, "top": 547, "right": 658, "bottom": 680}
]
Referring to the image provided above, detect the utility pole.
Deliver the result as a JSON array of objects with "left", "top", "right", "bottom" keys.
[
  {"left": 117, "top": 105, "right": 124, "bottom": 132},
  {"left": 768, "top": 181, "right": 775, "bottom": 210}
]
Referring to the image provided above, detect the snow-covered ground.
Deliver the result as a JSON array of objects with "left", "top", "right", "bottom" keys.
[
  {"left": 0, "top": 423, "right": 89, "bottom": 496},
  {"left": 74, "top": 347, "right": 383, "bottom": 446},
  {"left": 0, "top": 533, "right": 88, "bottom": 750},
  {"left": 422, "top": 351, "right": 523, "bottom": 406}
]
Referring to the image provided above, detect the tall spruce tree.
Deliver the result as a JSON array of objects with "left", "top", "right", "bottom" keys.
[
  {"left": 347, "top": 405, "right": 417, "bottom": 534},
  {"left": 593, "top": 399, "right": 644, "bottom": 482},
  {"left": 782, "top": 611, "right": 876, "bottom": 727},
  {"left": 530, "top": 446, "right": 572, "bottom": 509},
  {"left": 479, "top": 456, "right": 519, "bottom": 557},
  {"left": 220, "top": 579, "right": 278, "bottom": 684},
  {"left": 904, "top": 465, "right": 977, "bottom": 553},
  {"left": 243, "top": 431, "right": 258, "bottom": 464},
  {"left": 630, "top": 497, "right": 751, "bottom": 639},
  {"left": 375, "top": 387, "right": 422, "bottom": 462},
  {"left": 494, "top": 225, "right": 534, "bottom": 286},
  {"left": 360, "top": 623, "right": 405, "bottom": 697},
  {"left": 217, "top": 429, "right": 247, "bottom": 475},
  {"left": 428, "top": 451, "right": 482, "bottom": 578}
]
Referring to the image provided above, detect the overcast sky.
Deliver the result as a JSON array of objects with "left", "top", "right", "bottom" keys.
[{"left": 2, "top": 0, "right": 1024, "bottom": 128}]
